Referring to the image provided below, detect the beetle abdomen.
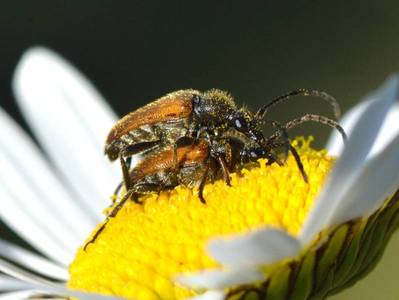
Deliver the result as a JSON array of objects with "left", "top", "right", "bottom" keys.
[{"left": 105, "top": 90, "right": 197, "bottom": 146}]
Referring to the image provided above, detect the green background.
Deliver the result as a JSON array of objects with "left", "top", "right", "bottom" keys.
[{"left": 0, "top": 2, "right": 398, "bottom": 299}]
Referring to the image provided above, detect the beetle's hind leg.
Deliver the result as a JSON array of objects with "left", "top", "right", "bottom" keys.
[
  {"left": 198, "top": 162, "right": 210, "bottom": 204},
  {"left": 83, "top": 189, "right": 137, "bottom": 250}
]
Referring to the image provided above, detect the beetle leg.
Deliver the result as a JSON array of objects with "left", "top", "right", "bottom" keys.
[
  {"left": 266, "top": 141, "right": 308, "bottom": 183},
  {"left": 120, "top": 156, "right": 132, "bottom": 191},
  {"left": 217, "top": 155, "right": 231, "bottom": 186},
  {"left": 198, "top": 162, "right": 210, "bottom": 204},
  {"left": 289, "top": 144, "right": 308, "bottom": 183},
  {"left": 83, "top": 189, "right": 137, "bottom": 250},
  {"left": 121, "top": 140, "right": 161, "bottom": 157},
  {"left": 112, "top": 157, "right": 132, "bottom": 200},
  {"left": 112, "top": 181, "right": 123, "bottom": 200}
]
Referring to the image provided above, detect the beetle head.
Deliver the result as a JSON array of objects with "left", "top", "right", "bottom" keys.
[{"left": 228, "top": 108, "right": 266, "bottom": 147}]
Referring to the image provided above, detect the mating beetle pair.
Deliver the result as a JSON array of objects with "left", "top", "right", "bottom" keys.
[
  {"left": 83, "top": 88, "right": 346, "bottom": 249},
  {"left": 106, "top": 88, "right": 345, "bottom": 199}
]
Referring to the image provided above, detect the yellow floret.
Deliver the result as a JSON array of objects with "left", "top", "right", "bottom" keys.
[{"left": 68, "top": 137, "right": 334, "bottom": 299}]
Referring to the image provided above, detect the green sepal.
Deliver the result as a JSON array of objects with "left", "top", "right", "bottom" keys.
[
  {"left": 315, "top": 225, "right": 348, "bottom": 288},
  {"left": 330, "top": 221, "right": 364, "bottom": 289},
  {"left": 290, "top": 251, "right": 315, "bottom": 300},
  {"left": 266, "top": 264, "right": 291, "bottom": 300}
]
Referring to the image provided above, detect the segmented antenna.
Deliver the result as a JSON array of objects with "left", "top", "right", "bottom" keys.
[{"left": 255, "top": 89, "right": 341, "bottom": 120}]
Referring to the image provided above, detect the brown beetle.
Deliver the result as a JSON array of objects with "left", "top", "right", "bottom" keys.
[{"left": 105, "top": 89, "right": 346, "bottom": 193}]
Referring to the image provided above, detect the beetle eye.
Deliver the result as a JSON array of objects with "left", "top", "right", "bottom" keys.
[{"left": 233, "top": 115, "right": 248, "bottom": 131}]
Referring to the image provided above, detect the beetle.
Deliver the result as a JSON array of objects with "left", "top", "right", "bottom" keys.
[{"left": 106, "top": 88, "right": 346, "bottom": 193}]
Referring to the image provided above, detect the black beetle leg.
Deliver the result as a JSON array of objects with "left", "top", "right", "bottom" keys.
[
  {"left": 288, "top": 144, "right": 308, "bottom": 183},
  {"left": 120, "top": 156, "right": 132, "bottom": 191},
  {"left": 198, "top": 162, "right": 210, "bottom": 204},
  {"left": 83, "top": 189, "right": 137, "bottom": 250},
  {"left": 112, "top": 157, "right": 132, "bottom": 199},
  {"left": 112, "top": 181, "right": 123, "bottom": 199},
  {"left": 266, "top": 141, "right": 308, "bottom": 183}
]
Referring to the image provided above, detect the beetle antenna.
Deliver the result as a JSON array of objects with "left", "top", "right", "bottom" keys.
[
  {"left": 255, "top": 89, "right": 341, "bottom": 120},
  {"left": 268, "top": 113, "right": 347, "bottom": 143}
]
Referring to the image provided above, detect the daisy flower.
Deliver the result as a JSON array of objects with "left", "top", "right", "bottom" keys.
[{"left": 1, "top": 47, "right": 399, "bottom": 300}]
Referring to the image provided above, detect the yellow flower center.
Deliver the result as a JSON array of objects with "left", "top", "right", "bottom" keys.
[{"left": 68, "top": 137, "right": 334, "bottom": 300}]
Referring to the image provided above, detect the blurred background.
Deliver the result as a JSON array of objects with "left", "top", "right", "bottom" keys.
[{"left": 0, "top": 1, "right": 398, "bottom": 299}]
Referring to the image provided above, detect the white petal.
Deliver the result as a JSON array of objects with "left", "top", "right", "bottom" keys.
[
  {"left": 300, "top": 75, "right": 399, "bottom": 244},
  {"left": 208, "top": 228, "right": 300, "bottom": 268},
  {"left": 0, "top": 107, "right": 94, "bottom": 263},
  {"left": 13, "top": 47, "right": 121, "bottom": 219},
  {"left": 0, "top": 257, "right": 58, "bottom": 286},
  {"left": 331, "top": 133, "right": 399, "bottom": 223},
  {"left": 176, "top": 269, "right": 264, "bottom": 289},
  {"left": 327, "top": 99, "right": 399, "bottom": 159},
  {"left": 0, "top": 259, "right": 120, "bottom": 299},
  {"left": 187, "top": 290, "right": 226, "bottom": 300},
  {"left": 0, "top": 283, "right": 119, "bottom": 300},
  {"left": 0, "top": 290, "right": 41, "bottom": 300},
  {"left": 0, "top": 275, "right": 31, "bottom": 291},
  {"left": 0, "top": 239, "right": 68, "bottom": 281},
  {"left": 0, "top": 186, "right": 71, "bottom": 265}
]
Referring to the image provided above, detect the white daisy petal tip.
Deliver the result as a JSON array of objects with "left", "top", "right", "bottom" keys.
[
  {"left": 176, "top": 269, "right": 264, "bottom": 290},
  {"left": 327, "top": 73, "right": 399, "bottom": 158},
  {"left": 12, "top": 45, "right": 120, "bottom": 219},
  {"left": 207, "top": 227, "right": 301, "bottom": 268},
  {"left": 13, "top": 46, "right": 75, "bottom": 93}
]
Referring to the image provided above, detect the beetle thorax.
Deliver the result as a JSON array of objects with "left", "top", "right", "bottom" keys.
[{"left": 192, "top": 89, "right": 237, "bottom": 129}]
